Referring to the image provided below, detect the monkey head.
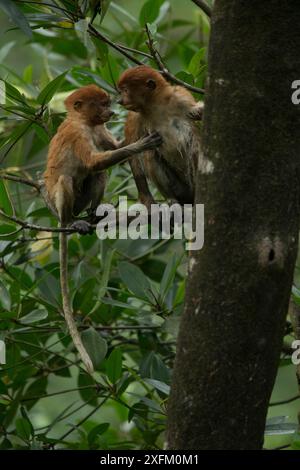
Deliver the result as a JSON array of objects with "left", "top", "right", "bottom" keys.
[
  {"left": 64, "top": 84, "right": 114, "bottom": 126},
  {"left": 117, "top": 66, "right": 167, "bottom": 112}
]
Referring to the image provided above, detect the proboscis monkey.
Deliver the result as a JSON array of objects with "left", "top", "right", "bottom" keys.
[
  {"left": 44, "top": 84, "right": 162, "bottom": 373},
  {"left": 118, "top": 66, "right": 204, "bottom": 208}
]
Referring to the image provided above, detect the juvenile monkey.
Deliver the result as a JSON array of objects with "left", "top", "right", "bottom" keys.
[
  {"left": 44, "top": 84, "right": 162, "bottom": 373},
  {"left": 117, "top": 66, "right": 204, "bottom": 207}
]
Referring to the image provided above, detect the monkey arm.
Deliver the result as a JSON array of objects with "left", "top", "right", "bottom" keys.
[
  {"left": 129, "top": 157, "right": 156, "bottom": 210},
  {"left": 93, "top": 125, "right": 119, "bottom": 150},
  {"left": 124, "top": 111, "right": 156, "bottom": 207},
  {"left": 172, "top": 86, "right": 204, "bottom": 120},
  {"left": 86, "top": 133, "right": 162, "bottom": 172},
  {"left": 188, "top": 102, "right": 204, "bottom": 121}
]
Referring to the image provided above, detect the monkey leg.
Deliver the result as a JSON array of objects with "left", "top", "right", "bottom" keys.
[
  {"left": 148, "top": 152, "right": 194, "bottom": 205},
  {"left": 129, "top": 157, "right": 156, "bottom": 210},
  {"left": 55, "top": 175, "right": 92, "bottom": 234},
  {"left": 73, "top": 173, "right": 107, "bottom": 224}
]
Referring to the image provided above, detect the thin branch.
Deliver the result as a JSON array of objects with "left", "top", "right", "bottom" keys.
[
  {"left": 15, "top": 0, "right": 74, "bottom": 18},
  {"left": 58, "top": 396, "right": 109, "bottom": 442},
  {"left": 115, "top": 43, "right": 152, "bottom": 59},
  {"left": 35, "top": 398, "right": 94, "bottom": 433},
  {"left": 88, "top": 23, "right": 204, "bottom": 94},
  {"left": 145, "top": 25, "right": 204, "bottom": 95},
  {"left": 0, "top": 122, "right": 33, "bottom": 164},
  {"left": 88, "top": 24, "right": 143, "bottom": 66},
  {"left": 269, "top": 395, "right": 300, "bottom": 407},
  {"left": 0, "top": 173, "right": 41, "bottom": 191},
  {"left": 0, "top": 208, "right": 77, "bottom": 233},
  {"left": 21, "top": 385, "right": 99, "bottom": 402},
  {"left": 2, "top": 336, "right": 76, "bottom": 372},
  {"left": 191, "top": 0, "right": 212, "bottom": 18},
  {"left": 13, "top": 324, "right": 160, "bottom": 334}
]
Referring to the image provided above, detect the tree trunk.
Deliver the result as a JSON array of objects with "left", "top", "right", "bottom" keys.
[{"left": 167, "top": 0, "right": 300, "bottom": 450}]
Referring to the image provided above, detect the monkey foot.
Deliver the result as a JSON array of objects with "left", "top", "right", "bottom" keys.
[{"left": 70, "top": 220, "right": 93, "bottom": 235}]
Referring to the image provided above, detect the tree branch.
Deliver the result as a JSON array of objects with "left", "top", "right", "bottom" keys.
[
  {"left": 145, "top": 25, "right": 204, "bottom": 95},
  {"left": 191, "top": 0, "right": 212, "bottom": 18},
  {"left": 88, "top": 23, "right": 144, "bottom": 67},
  {"left": 89, "top": 23, "right": 204, "bottom": 95},
  {"left": 269, "top": 395, "right": 300, "bottom": 407},
  {"left": 0, "top": 208, "right": 75, "bottom": 233},
  {"left": 0, "top": 173, "right": 41, "bottom": 191}
]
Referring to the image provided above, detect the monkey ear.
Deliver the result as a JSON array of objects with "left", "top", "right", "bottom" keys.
[
  {"left": 74, "top": 100, "right": 82, "bottom": 111},
  {"left": 146, "top": 79, "right": 156, "bottom": 90}
]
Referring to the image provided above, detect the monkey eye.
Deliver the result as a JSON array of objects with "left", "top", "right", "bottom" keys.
[
  {"left": 146, "top": 79, "right": 156, "bottom": 90},
  {"left": 74, "top": 100, "right": 82, "bottom": 110}
]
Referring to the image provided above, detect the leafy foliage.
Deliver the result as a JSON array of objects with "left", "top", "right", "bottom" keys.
[
  {"left": 0, "top": 0, "right": 297, "bottom": 452},
  {"left": 0, "top": 0, "right": 209, "bottom": 450}
]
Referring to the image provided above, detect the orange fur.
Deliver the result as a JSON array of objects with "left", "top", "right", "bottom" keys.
[
  {"left": 43, "top": 84, "right": 163, "bottom": 374},
  {"left": 118, "top": 66, "right": 203, "bottom": 205}
]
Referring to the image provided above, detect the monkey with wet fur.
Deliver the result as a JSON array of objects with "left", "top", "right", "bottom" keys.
[
  {"left": 44, "top": 84, "right": 162, "bottom": 373},
  {"left": 117, "top": 66, "right": 204, "bottom": 208}
]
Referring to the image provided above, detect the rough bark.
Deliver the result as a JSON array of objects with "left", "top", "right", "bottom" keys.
[{"left": 167, "top": 0, "right": 300, "bottom": 450}]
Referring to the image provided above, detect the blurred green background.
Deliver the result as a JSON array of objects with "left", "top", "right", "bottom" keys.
[{"left": 0, "top": 0, "right": 299, "bottom": 451}]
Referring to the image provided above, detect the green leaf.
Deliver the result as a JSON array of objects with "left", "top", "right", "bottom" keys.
[
  {"left": 106, "top": 348, "right": 122, "bottom": 384},
  {"left": 20, "top": 407, "right": 34, "bottom": 437},
  {"left": 0, "top": 280, "right": 11, "bottom": 311},
  {"left": 139, "top": 0, "right": 164, "bottom": 26},
  {"left": 0, "top": 41, "right": 15, "bottom": 63},
  {"left": 2, "top": 81, "right": 26, "bottom": 105},
  {"left": 77, "top": 371, "right": 98, "bottom": 405},
  {"left": 0, "top": 0, "right": 32, "bottom": 38},
  {"left": 140, "top": 351, "right": 171, "bottom": 383},
  {"left": 71, "top": 67, "right": 116, "bottom": 94},
  {"left": 23, "top": 64, "right": 33, "bottom": 84},
  {"left": 0, "top": 224, "right": 18, "bottom": 240},
  {"left": 75, "top": 19, "right": 95, "bottom": 51},
  {"left": 81, "top": 327, "right": 107, "bottom": 370},
  {"left": 33, "top": 124, "right": 50, "bottom": 144},
  {"left": 128, "top": 402, "right": 148, "bottom": 422},
  {"left": 20, "top": 309, "right": 48, "bottom": 325},
  {"left": 15, "top": 418, "right": 32, "bottom": 441},
  {"left": 88, "top": 423, "right": 109, "bottom": 446},
  {"left": 119, "top": 262, "right": 152, "bottom": 301},
  {"left": 100, "top": 0, "right": 112, "bottom": 22},
  {"left": 160, "top": 255, "right": 181, "bottom": 301},
  {"left": 98, "top": 249, "right": 115, "bottom": 300},
  {"left": 37, "top": 72, "right": 67, "bottom": 105},
  {"left": 144, "top": 378, "right": 170, "bottom": 395},
  {"left": 188, "top": 48, "right": 206, "bottom": 78},
  {"left": 0, "top": 180, "right": 13, "bottom": 216}
]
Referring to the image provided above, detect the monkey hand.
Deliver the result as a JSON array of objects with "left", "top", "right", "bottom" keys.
[
  {"left": 188, "top": 102, "right": 204, "bottom": 121},
  {"left": 139, "top": 132, "right": 163, "bottom": 151},
  {"left": 70, "top": 220, "right": 94, "bottom": 235}
]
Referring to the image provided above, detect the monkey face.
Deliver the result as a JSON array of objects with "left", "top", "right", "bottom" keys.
[
  {"left": 64, "top": 85, "right": 114, "bottom": 126},
  {"left": 117, "top": 65, "right": 167, "bottom": 113},
  {"left": 117, "top": 87, "right": 134, "bottom": 110},
  {"left": 80, "top": 98, "right": 114, "bottom": 126},
  {"left": 117, "top": 86, "right": 148, "bottom": 112}
]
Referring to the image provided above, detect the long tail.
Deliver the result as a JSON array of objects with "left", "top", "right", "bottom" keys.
[{"left": 59, "top": 231, "right": 94, "bottom": 374}]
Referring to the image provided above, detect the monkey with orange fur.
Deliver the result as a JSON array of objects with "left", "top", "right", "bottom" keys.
[
  {"left": 118, "top": 66, "right": 204, "bottom": 208},
  {"left": 44, "top": 84, "right": 162, "bottom": 373}
]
